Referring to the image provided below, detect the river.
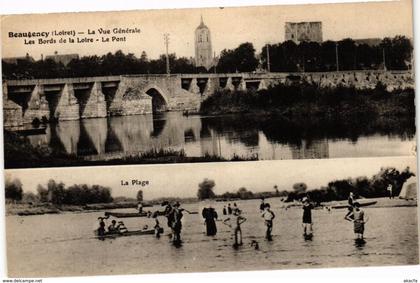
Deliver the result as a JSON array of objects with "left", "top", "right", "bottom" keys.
[
  {"left": 25, "top": 112, "right": 415, "bottom": 162},
  {"left": 6, "top": 199, "right": 418, "bottom": 277}
]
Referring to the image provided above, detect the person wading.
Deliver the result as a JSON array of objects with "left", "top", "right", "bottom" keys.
[
  {"left": 261, "top": 203, "right": 275, "bottom": 241},
  {"left": 202, "top": 206, "right": 218, "bottom": 236},
  {"left": 171, "top": 202, "right": 184, "bottom": 245},
  {"left": 302, "top": 197, "right": 314, "bottom": 239}
]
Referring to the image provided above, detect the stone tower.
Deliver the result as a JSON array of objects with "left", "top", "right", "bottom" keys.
[{"left": 195, "top": 16, "right": 213, "bottom": 70}]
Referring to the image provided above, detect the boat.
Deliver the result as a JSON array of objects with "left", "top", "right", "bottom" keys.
[
  {"left": 104, "top": 211, "right": 167, "bottom": 218},
  {"left": 104, "top": 211, "right": 150, "bottom": 218},
  {"left": 332, "top": 200, "right": 377, "bottom": 209},
  {"left": 95, "top": 227, "right": 164, "bottom": 239}
]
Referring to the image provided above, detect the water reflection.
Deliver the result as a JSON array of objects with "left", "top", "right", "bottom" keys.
[{"left": 26, "top": 112, "right": 415, "bottom": 161}]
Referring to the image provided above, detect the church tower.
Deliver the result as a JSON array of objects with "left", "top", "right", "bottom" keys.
[{"left": 195, "top": 16, "right": 213, "bottom": 70}]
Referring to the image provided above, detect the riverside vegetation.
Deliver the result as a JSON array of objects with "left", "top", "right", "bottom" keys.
[{"left": 199, "top": 82, "right": 415, "bottom": 118}]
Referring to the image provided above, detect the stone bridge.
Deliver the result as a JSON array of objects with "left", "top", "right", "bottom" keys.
[{"left": 2, "top": 70, "right": 413, "bottom": 128}]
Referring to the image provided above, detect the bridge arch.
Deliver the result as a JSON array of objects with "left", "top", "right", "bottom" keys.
[{"left": 143, "top": 85, "right": 169, "bottom": 113}]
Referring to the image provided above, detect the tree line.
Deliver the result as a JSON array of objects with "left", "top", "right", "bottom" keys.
[
  {"left": 287, "top": 166, "right": 414, "bottom": 204},
  {"left": 5, "top": 178, "right": 113, "bottom": 205},
  {"left": 2, "top": 36, "right": 412, "bottom": 80},
  {"left": 196, "top": 166, "right": 414, "bottom": 203},
  {"left": 199, "top": 81, "right": 416, "bottom": 118},
  {"left": 259, "top": 36, "right": 412, "bottom": 72}
]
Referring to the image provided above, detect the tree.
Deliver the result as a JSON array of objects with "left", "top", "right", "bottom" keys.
[
  {"left": 22, "top": 192, "right": 39, "bottom": 204},
  {"left": 217, "top": 42, "right": 259, "bottom": 73},
  {"left": 237, "top": 187, "right": 254, "bottom": 199},
  {"left": 37, "top": 184, "right": 49, "bottom": 202},
  {"left": 47, "top": 179, "right": 66, "bottom": 205},
  {"left": 337, "top": 38, "right": 357, "bottom": 70},
  {"left": 5, "top": 178, "right": 23, "bottom": 201},
  {"left": 137, "top": 190, "right": 143, "bottom": 202},
  {"left": 292, "top": 182, "right": 307, "bottom": 194},
  {"left": 197, "top": 178, "right": 216, "bottom": 200}
]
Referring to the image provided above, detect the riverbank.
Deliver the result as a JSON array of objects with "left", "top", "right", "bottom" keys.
[
  {"left": 7, "top": 196, "right": 416, "bottom": 216},
  {"left": 5, "top": 202, "right": 137, "bottom": 216},
  {"left": 199, "top": 83, "right": 415, "bottom": 118}
]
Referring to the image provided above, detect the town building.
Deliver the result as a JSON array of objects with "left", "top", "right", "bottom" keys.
[
  {"left": 195, "top": 16, "right": 213, "bottom": 70},
  {"left": 45, "top": 51, "right": 79, "bottom": 66},
  {"left": 285, "top": 22, "right": 323, "bottom": 44},
  {"left": 2, "top": 53, "right": 35, "bottom": 64}
]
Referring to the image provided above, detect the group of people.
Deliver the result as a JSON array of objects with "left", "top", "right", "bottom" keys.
[
  {"left": 160, "top": 201, "right": 184, "bottom": 245},
  {"left": 97, "top": 215, "right": 128, "bottom": 238},
  {"left": 98, "top": 193, "right": 369, "bottom": 246},
  {"left": 344, "top": 192, "right": 369, "bottom": 241},
  {"left": 222, "top": 203, "right": 238, "bottom": 215}
]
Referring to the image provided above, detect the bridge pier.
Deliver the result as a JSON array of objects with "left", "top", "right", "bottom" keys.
[
  {"left": 188, "top": 78, "right": 200, "bottom": 94},
  {"left": 203, "top": 77, "right": 216, "bottom": 96},
  {"left": 79, "top": 82, "right": 107, "bottom": 119},
  {"left": 23, "top": 84, "right": 50, "bottom": 124},
  {"left": 3, "top": 83, "right": 23, "bottom": 128},
  {"left": 225, "top": 77, "right": 235, "bottom": 91},
  {"left": 258, "top": 79, "right": 268, "bottom": 91},
  {"left": 53, "top": 83, "right": 80, "bottom": 121}
]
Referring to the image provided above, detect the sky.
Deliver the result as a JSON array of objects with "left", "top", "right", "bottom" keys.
[
  {"left": 5, "top": 156, "right": 416, "bottom": 200},
  {"left": 0, "top": 0, "right": 413, "bottom": 60}
]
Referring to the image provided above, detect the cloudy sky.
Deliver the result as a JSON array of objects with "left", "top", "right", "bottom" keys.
[
  {"left": 5, "top": 156, "right": 416, "bottom": 200},
  {"left": 1, "top": 0, "right": 413, "bottom": 60}
]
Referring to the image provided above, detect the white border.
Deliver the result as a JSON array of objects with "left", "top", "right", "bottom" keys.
[{"left": 0, "top": 0, "right": 419, "bottom": 282}]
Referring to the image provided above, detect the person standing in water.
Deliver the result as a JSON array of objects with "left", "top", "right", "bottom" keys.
[
  {"left": 302, "top": 197, "right": 314, "bottom": 238},
  {"left": 223, "top": 206, "right": 227, "bottom": 216},
  {"left": 137, "top": 201, "right": 143, "bottom": 213},
  {"left": 162, "top": 201, "right": 174, "bottom": 229},
  {"left": 227, "top": 203, "right": 232, "bottom": 215},
  {"left": 153, "top": 214, "right": 162, "bottom": 238},
  {"left": 171, "top": 202, "right": 183, "bottom": 245},
  {"left": 387, "top": 184, "right": 393, "bottom": 199},
  {"left": 259, "top": 198, "right": 266, "bottom": 212},
  {"left": 202, "top": 206, "right": 218, "bottom": 236},
  {"left": 345, "top": 202, "right": 369, "bottom": 240},
  {"left": 261, "top": 203, "right": 275, "bottom": 241},
  {"left": 223, "top": 208, "right": 247, "bottom": 247},
  {"left": 97, "top": 217, "right": 107, "bottom": 237}
]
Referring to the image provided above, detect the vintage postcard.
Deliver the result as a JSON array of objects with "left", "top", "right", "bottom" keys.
[
  {"left": 1, "top": 0, "right": 418, "bottom": 279},
  {"left": 1, "top": 0, "right": 415, "bottom": 169}
]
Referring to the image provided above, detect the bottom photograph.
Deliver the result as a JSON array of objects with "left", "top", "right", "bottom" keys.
[{"left": 4, "top": 157, "right": 419, "bottom": 277}]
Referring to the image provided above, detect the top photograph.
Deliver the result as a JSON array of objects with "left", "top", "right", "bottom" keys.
[{"left": 1, "top": 0, "right": 415, "bottom": 169}]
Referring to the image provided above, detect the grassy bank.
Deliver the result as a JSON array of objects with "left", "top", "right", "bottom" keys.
[
  {"left": 6, "top": 201, "right": 148, "bottom": 216},
  {"left": 7, "top": 196, "right": 416, "bottom": 217},
  {"left": 3, "top": 130, "right": 257, "bottom": 169},
  {"left": 200, "top": 83, "right": 415, "bottom": 118}
]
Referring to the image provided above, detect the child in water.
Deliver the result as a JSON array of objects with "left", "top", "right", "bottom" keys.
[
  {"left": 345, "top": 202, "right": 369, "bottom": 240},
  {"left": 223, "top": 208, "right": 247, "bottom": 247},
  {"left": 261, "top": 203, "right": 275, "bottom": 241}
]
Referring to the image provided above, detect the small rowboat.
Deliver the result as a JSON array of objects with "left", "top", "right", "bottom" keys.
[
  {"left": 332, "top": 200, "right": 377, "bottom": 209},
  {"left": 104, "top": 211, "right": 169, "bottom": 218},
  {"left": 104, "top": 211, "right": 150, "bottom": 218},
  {"left": 95, "top": 227, "right": 164, "bottom": 239}
]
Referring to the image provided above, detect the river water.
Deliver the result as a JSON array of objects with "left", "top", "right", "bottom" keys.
[
  {"left": 25, "top": 112, "right": 415, "bottom": 162},
  {"left": 6, "top": 199, "right": 418, "bottom": 277}
]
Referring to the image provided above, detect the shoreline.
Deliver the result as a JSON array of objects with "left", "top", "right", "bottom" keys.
[{"left": 6, "top": 197, "right": 417, "bottom": 217}]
